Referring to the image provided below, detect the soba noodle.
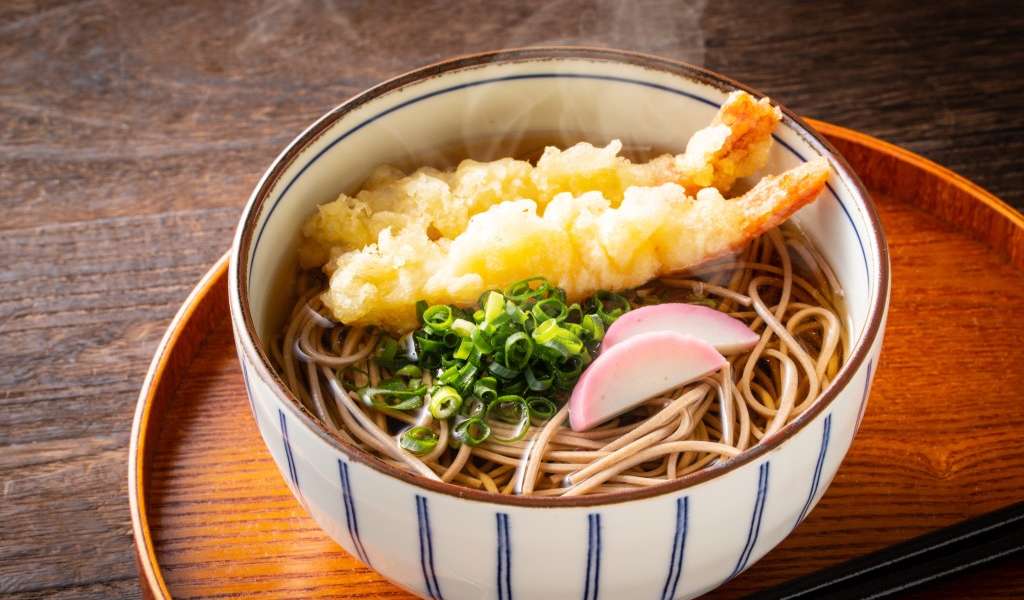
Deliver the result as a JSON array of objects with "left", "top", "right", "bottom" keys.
[{"left": 274, "top": 223, "right": 847, "bottom": 497}]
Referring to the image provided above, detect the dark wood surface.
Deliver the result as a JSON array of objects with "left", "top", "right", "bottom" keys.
[{"left": 1, "top": 1, "right": 1022, "bottom": 598}]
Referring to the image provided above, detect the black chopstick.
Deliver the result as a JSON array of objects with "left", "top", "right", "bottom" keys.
[{"left": 743, "top": 501, "right": 1024, "bottom": 600}]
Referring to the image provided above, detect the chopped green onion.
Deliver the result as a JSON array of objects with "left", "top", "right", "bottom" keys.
[
  {"left": 505, "top": 302, "right": 528, "bottom": 326},
  {"left": 429, "top": 386, "right": 463, "bottom": 419},
  {"left": 437, "top": 364, "right": 459, "bottom": 384},
  {"left": 592, "top": 290, "right": 630, "bottom": 324},
  {"left": 554, "top": 357, "right": 584, "bottom": 387},
  {"left": 452, "top": 318, "right": 476, "bottom": 338},
  {"left": 531, "top": 318, "right": 563, "bottom": 344},
  {"left": 483, "top": 291, "right": 505, "bottom": 324},
  {"left": 503, "top": 331, "right": 533, "bottom": 370},
  {"left": 505, "top": 277, "right": 549, "bottom": 302},
  {"left": 532, "top": 297, "right": 567, "bottom": 323},
  {"left": 471, "top": 327, "right": 494, "bottom": 353},
  {"left": 415, "top": 335, "right": 446, "bottom": 355},
  {"left": 461, "top": 396, "right": 487, "bottom": 418},
  {"left": 453, "top": 338, "right": 474, "bottom": 360},
  {"left": 541, "top": 339, "right": 573, "bottom": 359},
  {"left": 423, "top": 305, "right": 454, "bottom": 331},
  {"left": 453, "top": 416, "right": 491, "bottom": 446},
  {"left": 376, "top": 337, "right": 399, "bottom": 368},
  {"left": 465, "top": 345, "right": 483, "bottom": 366},
  {"left": 564, "top": 322, "right": 586, "bottom": 339},
  {"left": 358, "top": 384, "right": 427, "bottom": 411},
  {"left": 453, "top": 363, "right": 478, "bottom": 394},
  {"left": 524, "top": 363, "right": 554, "bottom": 391},
  {"left": 477, "top": 288, "right": 501, "bottom": 309},
  {"left": 377, "top": 277, "right": 639, "bottom": 441},
  {"left": 400, "top": 426, "right": 438, "bottom": 455},
  {"left": 549, "top": 333, "right": 583, "bottom": 356},
  {"left": 394, "top": 364, "right": 422, "bottom": 378},
  {"left": 486, "top": 395, "right": 530, "bottom": 442},
  {"left": 473, "top": 377, "right": 498, "bottom": 403},
  {"left": 441, "top": 331, "right": 461, "bottom": 348},
  {"left": 527, "top": 396, "right": 558, "bottom": 421},
  {"left": 581, "top": 313, "right": 605, "bottom": 341},
  {"left": 502, "top": 379, "right": 526, "bottom": 395},
  {"left": 488, "top": 361, "right": 519, "bottom": 380}
]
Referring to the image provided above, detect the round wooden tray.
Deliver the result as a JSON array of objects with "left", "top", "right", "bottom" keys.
[{"left": 129, "top": 121, "right": 1024, "bottom": 599}]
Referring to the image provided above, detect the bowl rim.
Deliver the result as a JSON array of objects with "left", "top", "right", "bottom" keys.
[{"left": 229, "top": 46, "right": 890, "bottom": 508}]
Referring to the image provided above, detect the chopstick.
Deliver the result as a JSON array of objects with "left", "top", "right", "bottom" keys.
[{"left": 743, "top": 501, "right": 1024, "bottom": 600}]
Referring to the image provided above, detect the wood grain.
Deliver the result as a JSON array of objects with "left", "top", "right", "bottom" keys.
[
  {"left": 129, "top": 126, "right": 1024, "bottom": 598},
  {"left": 1, "top": 1, "right": 1023, "bottom": 598}
]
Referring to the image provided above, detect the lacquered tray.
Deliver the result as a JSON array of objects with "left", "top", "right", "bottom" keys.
[{"left": 129, "top": 121, "right": 1024, "bottom": 599}]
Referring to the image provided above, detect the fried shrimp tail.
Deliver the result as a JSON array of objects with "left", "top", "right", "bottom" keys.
[
  {"left": 730, "top": 157, "right": 831, "bottom": 248},
  {"left": 674, "top": 91, "right": 783, "bottom": 194}
]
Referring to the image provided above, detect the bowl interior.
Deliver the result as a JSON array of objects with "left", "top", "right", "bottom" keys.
[{"left": 238, "top": 52, "right": 882, "bottom": 436}]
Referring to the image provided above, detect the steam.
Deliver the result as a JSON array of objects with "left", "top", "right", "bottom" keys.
[{"left": 499, "top": 0, "right": 707, "bottom": 64}]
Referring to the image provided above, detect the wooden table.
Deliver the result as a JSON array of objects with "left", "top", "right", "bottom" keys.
[{"left": 1, "top": 2, "right": 1022, "bottom": 598}]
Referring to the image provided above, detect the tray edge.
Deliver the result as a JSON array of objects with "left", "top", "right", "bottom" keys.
[{"left": 129, "top": 253, "right": 229, "bottom": 600}]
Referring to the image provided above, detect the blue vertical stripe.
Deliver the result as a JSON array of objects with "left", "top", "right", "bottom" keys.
[
  {"left": 239, "top": 361, "right": 258, "bottom": 425},
  {"left": 277, "top": 409, "right": 300, "bottom": 493},
  {"left": 730, "top": 462, "right": 770, "bottom": 580},
  {"left": 582, "top": 513, "right": 602, "bottom": 600},
  {"left": 796, "top": 414, "right": 833, "bottom": 526},
  {"left": 416, "top": 495, "right": 444, "bottom": 600},
  {"left": 660, "top": 496, "right": 690, "bottom": 600},
  {"left": 338, "top": 460, "right": 371, "bottom": 566},
  {"left": 496, "top": 513, "right": 512, "bottom": 600}
]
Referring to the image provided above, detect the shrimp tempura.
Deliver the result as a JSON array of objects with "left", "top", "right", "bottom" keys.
[
  {"left": 304, "top": 91, "right": 830, "bottom": 331},
  {"left": 300, "top": 91, "right": 781, "bottom": 267}
]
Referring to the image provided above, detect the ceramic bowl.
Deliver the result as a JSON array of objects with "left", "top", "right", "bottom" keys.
[{"left": 229, "top": 48, "right": 890, "bottom": 600}]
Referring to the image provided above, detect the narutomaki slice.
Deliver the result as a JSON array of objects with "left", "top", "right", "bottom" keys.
[
  {"left": 569, "top": 331, "right": 726, "bottom": 432},
  {"left": 602, "top": 303, "right": 758, "bottom": 355}
]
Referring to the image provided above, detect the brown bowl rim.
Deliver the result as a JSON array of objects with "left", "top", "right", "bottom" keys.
[{"left": 231, "top": 46, "right": 890, "bottom": 508}]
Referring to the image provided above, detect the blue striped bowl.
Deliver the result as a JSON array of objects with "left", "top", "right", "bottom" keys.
[{"left": 229, "top": 48, "right": 889, "bottom": 600}]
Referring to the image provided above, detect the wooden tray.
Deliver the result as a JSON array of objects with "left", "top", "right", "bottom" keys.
[{"left": 129, "top": 121, "right": 1024, "bottom": 599}]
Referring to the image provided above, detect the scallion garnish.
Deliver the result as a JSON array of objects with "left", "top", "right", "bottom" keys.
[
  {"left": 423, "top": 304, "right": 455, "bottom": 331},
  {"left": 394, "top": 364, "right": 422, "bottom": 378},
  {"left": 527, "top": 396, "right": 558, "bottom": 421},
  {"left": 358, "top": 383, "right": 427, "bottom": 411},
  {"left": 483, "top": 291, "right": 505, "bottom": 325},
  {"left": 486, "top": 395, "right": 530, "bottom": 442},
  {"left": 429, "top": 386, "right": 463, "bottom": 419},
  {"left": 451, "top": 318, "right": 476, "bottom": 338},
  {"left": 503, "top": 331, "right": 533, "bottom": 370},
  {"left": 400, "top": 426, "right": 439, "bottom": 455},
  {"left": 590, "top": 290, "right": 631, "bottom": 325},
  {"left": 371, "top": 277, "right": 629, "bottom": 447},
  {"left": 453, "top": 416, "right": 491, "bottom": 446},
  {"left": 473, "top": 377, "right": 498, "bottom": 403}
]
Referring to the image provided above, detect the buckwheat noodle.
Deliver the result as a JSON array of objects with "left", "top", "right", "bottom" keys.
[{"left": 272, "top": 224, "right": 847, "bottom": 497}]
